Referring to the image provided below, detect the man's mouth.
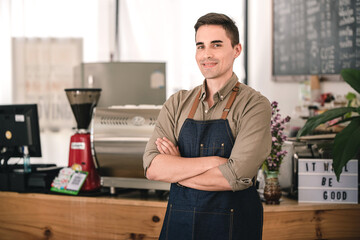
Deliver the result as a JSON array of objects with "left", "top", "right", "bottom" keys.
[{"left": 202, "top": 62, "right": 217, "bottom": 69}]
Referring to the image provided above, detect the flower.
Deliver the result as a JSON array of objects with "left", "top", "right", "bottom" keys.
[{"left": 263, "top": 101, "right": 291, "bottom": 172}]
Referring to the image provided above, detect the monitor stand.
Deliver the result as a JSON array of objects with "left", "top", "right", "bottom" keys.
[
  {"left": 0, "top": 151, "right": 12, "bottom": 171},
  {"left": 0, "top": 163, "right": 61, "bottom": 193},
  {"left": 0, "top": 149, "right": 61, "bottom": 193}
]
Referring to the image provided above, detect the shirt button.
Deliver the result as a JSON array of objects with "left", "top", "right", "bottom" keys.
[
  {"left": 220, "top": 95, "right": 224, "bottom": 100},
  {"left": 205, "top": 110, "right": 208, "bottom": 113}
]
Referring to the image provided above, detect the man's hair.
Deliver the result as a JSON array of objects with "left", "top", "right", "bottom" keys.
[{"left": 194, "top": 13, "right": 240, "bottom": 47}]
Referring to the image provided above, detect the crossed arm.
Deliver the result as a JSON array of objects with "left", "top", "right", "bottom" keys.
[{"left": 145, "top": 137, "right": 232, "bottom": 191}]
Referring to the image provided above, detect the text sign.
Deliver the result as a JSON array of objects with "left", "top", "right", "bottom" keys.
[
  {"left": 298, "top": 174, "right": 357, "bottom": 188},
  {"left": 298, "top": 188, "right": 358, "bottom": 203},
  {"left": 298, "top": 159, "right": 358, "bottom": 204},
  {"left": 298, "top": 159, "right": 358, "bottom": 174}
]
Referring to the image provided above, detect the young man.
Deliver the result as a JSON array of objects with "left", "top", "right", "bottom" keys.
[{"left": 143, "top": 13, "right": 271, "bottom": 239}]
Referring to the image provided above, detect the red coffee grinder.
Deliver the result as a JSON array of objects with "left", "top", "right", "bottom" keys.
[{"left": 65, "top": 88, "right": 102, "bottom": 191}]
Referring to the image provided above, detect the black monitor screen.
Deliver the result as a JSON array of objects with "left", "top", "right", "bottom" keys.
[{"left": 0, "top": 104, "right": 42, "bottom": 161}]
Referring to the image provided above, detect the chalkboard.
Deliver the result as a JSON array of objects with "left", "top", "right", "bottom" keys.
[{"left": 273, "top": 0, "right": 360, "bottom": 80}]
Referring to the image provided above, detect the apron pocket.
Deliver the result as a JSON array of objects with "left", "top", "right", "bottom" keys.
[
  {"left": 165, "top": 204, "right": 194, "bottom": 240},
  {"left": 194, "top": 208, "right": 234, "bottom": 240},
  {"left": 199, "top": 143, "right": 225, "bottom": 157},
  {"left": 164, "top": 205, "right": 234, "bottom": 240}
]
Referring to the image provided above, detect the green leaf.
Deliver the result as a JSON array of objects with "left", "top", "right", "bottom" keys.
[
  {"left": 346, "top": 92, "right": 357, "bottom": 108},
  {"left": 296, "top": 107, "right": 356, "bottom": 137},
  {"left": 345, "top": 92, "right": 357, "bottom": 101},
  {"left": 261, "top": 163, "right": 268, "bottom": 172},
  {"left": 332, "top": 118, "right": 360, "bottom": 181},
  {"left": 341, "top": 69, "right": 360, "bottom": 94}
]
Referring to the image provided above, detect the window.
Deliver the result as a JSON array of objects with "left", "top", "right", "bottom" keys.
[{"left": 118, "top": 0, "right": 247, "bottom": 97}]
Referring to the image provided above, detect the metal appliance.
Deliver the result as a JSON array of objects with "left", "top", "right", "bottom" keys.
[
  {"left": 65, "top": 88, "right": 102, "bottom": 191},
  {"left": 282, "top": 136, "right": 341, "bottom": 199},
  {"left": 91, "top": 105, "right": 170, "bottom": 192},
  {"left": 74, "top": 62, "right": 166, "bottom": 107}
]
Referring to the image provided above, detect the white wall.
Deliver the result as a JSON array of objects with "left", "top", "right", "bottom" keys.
[
  {"left": 118, "top": 0, "right": 247, "bottom": 97},
  {"left": 1, "top": 1, "right": 356, "bottom": 167},
  {"left": 1, "top": 1, "right": 244, "bottom": 167},
  {"left": 0, "top": 0, "right": 12, "bottom": 104},
  {"left": 248, "top": 0, "right": 354, "bottom": 118},
  {"left": 0, "top": 0, "right": 100, "bottom": 167}
]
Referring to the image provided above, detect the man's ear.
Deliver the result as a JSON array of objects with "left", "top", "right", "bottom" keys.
[{"left": 234, "top": 44, "right": 242, "bottom": 58}]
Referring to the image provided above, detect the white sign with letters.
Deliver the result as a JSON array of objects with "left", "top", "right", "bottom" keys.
[{"left": 298, "top": 159, "right": 358, "bottom": 204}]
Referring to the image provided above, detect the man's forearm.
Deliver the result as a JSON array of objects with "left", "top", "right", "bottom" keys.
[
  {"left": 146, "top": 154, "right": 228, "bottom": 183},
  {"left": 178, "top": 166, "right": 232, "bottom": 191}
]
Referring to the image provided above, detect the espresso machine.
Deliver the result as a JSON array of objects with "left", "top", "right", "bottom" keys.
[
  {"left": 91, "top": 106, "right": 170, "bottom": 193},
  {"left": 65, "top": 88, "right": 101, "bottom": 191}
]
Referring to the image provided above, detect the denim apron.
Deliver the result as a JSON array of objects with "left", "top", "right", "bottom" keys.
[{"left": 159, "top": 83, "right": 263, "bottom": 240}]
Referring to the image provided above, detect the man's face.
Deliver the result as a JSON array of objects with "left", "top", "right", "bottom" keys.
[{"left": 195, "top": 25, "right": 241, "bottom": 82}]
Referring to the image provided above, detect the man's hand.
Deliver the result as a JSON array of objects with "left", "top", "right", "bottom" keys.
[
  {"left": 155, "top": 137, "right": 180, "bottom": 156},
  {"left": 147, "top": 137, "right": 230, "bottom": 189}
]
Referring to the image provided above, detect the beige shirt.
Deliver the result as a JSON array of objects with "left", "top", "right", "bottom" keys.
[{"left": 143, "top": 73, "right": 272, "bottom": 191}]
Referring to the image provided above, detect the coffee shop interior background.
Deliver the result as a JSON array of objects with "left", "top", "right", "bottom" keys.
[{"left": 0, "top": 0, "right": 355, "bottom": 168}]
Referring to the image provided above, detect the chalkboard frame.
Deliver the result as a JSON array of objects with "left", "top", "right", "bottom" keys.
[{"left": 271, "top": 0, "right": 344, "bottom": 82}]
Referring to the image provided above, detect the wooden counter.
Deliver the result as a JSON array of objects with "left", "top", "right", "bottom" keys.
[{"left": 0, "top": 191, "right": 359, "bottom": 240}]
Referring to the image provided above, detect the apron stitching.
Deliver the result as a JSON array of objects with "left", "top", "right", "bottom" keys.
[
  {"left": 177, "top": 119, "right": 190, "bottom": 143},
  {"left": 225, "top": 120, "right": 234, "bottom": 145},
  {"left": 192, "top": 207, "right": 196, "bottom": 240},
  {"left": 229, "top": 209, "right": 234, "bottom": 240},
  {"left": 170, "top": 209, "right": 194, "bottom": 213},
  {"left": 260, "top": 202, "right": 264, "bottom": 234},
  {"left": 165, "top": 204, "right": 172, "bottom": 240},
  {"left": 193, "top": 211, "right": 231, "bottom": 215}
]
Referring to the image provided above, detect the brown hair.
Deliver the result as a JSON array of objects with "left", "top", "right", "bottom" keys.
[{"left": 194, "top": 12, "right": 240, "bottom": 47}]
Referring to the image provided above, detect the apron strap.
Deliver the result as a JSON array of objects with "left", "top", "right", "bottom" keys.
[
  {"left": 221, "top": 82, "right": 240, "bottom": 120},
  {"left": 188, "top": 82, "right": 240, "bottom": 119},
  {"left": 187, "top": 90, "right": 202, "bottom": 119}
]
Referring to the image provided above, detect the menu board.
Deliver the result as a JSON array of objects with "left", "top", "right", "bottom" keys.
[{"left": 273, "top": 0, "right": 360, "bottom": 79}]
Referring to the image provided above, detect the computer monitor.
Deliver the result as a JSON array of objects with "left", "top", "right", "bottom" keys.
[{"left": 0, "top": 104, "right": 42, "bottom": 167}]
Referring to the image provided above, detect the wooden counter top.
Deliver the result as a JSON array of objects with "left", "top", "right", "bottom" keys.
[
  {"left": 3, "top": 190, "right": 359, "bottom": 211},
  {"left": 264, "top": 195, "right": 360, "bottom": 212},
  {"left": 0, "top": 191, "right": 169, "bottom": 208},
  {"left": 0, "top": 191, "right": 359, "bottom": 239}
]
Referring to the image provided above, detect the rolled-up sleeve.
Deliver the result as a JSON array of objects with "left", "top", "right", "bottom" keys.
[
  {"left": 218, "top": 96, "right": 272, "bottom": 191},
  {"left": 143, "top": 93, "right": 181, "bottom": 176}
]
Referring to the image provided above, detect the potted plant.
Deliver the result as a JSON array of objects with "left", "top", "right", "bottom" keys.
[
  {"left": 262, "top": 101, "right": 291, "bottom": 204},
  {"left": 297, "top": 68, "right": 360, "bottom": 181}
]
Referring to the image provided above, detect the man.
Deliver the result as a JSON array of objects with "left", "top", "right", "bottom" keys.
[{"left": 143, "top": 13, "right": 271, "bottom": 240}]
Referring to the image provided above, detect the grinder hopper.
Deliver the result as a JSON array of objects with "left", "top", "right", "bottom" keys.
[{"left": 65, "top": 88, "right": 102, "bottom": 130}]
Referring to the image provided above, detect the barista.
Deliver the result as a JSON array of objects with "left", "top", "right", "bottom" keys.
[{"left": 143, "top": 13, "right": 271, "bottom": 239}]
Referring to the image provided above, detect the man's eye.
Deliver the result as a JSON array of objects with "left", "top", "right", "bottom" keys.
[
  {"left": 214, "top": 44, "right": 222, "bottom": 48},
  {"left": 197, "top": 46, "right": 204, "bottom": 49}
]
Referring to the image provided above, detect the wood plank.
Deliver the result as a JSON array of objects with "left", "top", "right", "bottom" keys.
[
  {"left": 264, "top": 197, "right": 360, "bottom": 212},
  {"left": 1, "top": 192, "right": 360, "bottom": 240},
  {"left": 263, "top": 209, "right": 360, "bottom": 240},
  {"left": 0, "top": 192, "right": 166, "bottom": 240}
]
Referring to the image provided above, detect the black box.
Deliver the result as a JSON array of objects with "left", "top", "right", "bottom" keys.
[{"left": 0, "top": 164, "right": 60, "bottom": 193}]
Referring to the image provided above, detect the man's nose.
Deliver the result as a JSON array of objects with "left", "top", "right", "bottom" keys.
[{"left": 204, "top": 48, "right": 214, "bottom": 58}]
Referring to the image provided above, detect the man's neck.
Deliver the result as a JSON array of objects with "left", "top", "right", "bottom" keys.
[{"left": 205, "top": 72, "right": 233, "bottom": 107}]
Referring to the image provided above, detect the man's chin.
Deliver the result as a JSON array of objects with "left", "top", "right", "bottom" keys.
[{"left": 201, "top": 71, "right": 218, "bottom": 80}]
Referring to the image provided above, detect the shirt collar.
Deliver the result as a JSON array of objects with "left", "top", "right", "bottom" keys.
[{"left": 199, "top": 73, "right": 239, "bottom": 102}]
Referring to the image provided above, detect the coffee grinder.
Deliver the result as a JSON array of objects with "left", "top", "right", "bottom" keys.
[{"left": 65, "top": 88, "right": 101, "bottom": 191}]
